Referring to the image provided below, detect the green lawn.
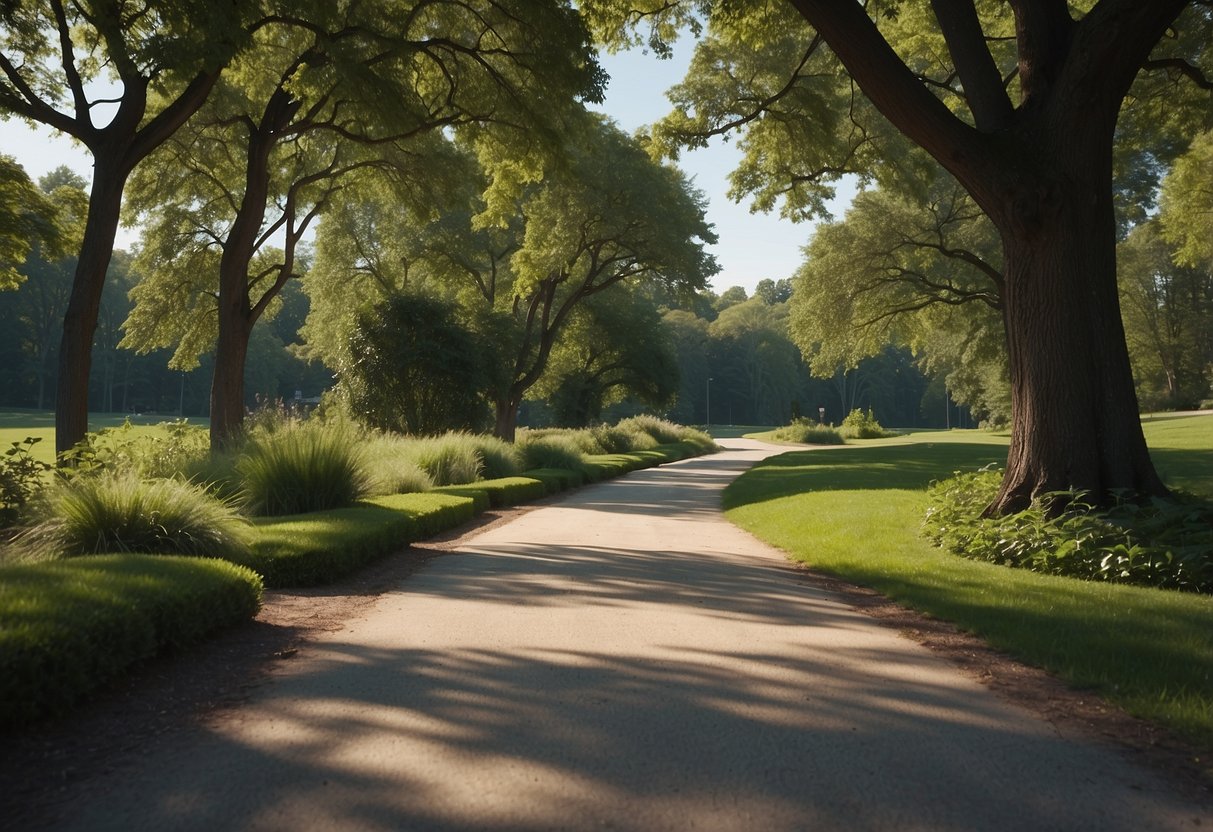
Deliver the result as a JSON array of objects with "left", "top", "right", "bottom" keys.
[
  {"left": 725, "top": 414, "right": 1213, "bottom": 748},
  {"left": 0, "top": 409, "right": 208, "bottom": 464}
]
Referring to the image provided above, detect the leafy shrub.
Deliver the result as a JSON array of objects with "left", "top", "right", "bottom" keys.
[
  {"left": 923, "top": 468, "right": 1213, "bottom": 593},
  {"left": 769, "top": 419, "right": 845, "bottom": 445},
  {"left": 839, "top": 408, "right": 892, "bottom": 440},
  {"left": 616, "top": 414, "right": 685, "bottom": 445},
  {"left": 401, "top": 433, "right": 484, "bottom": 486},
  {"left": 677, "top": 427, "right": 717, "bottom": 453},
  {"left": 58, "top": 419, "right": 210, "bottom": 479},
  {"left": 0, "top": 437, "right": 52, "bottom": 528},
  {"left": 590, "top": 424, "right": 635, "bottom": 454},
  {"left": 0, "top": 554, "right": 262, "bottom": 725},
  {"left": 14, "top": 473, "right": 251, "bottom": 562},
  {"left": 517, "top": 432, "right": 586, "bottom": 472},
  {"left": 238, "top": 421, "right": 372, "bottom": 516}
]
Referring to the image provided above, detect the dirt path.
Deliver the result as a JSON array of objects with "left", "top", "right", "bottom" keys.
[{"left": 7, "top": 440, "right": 1212, "bottom": 830}]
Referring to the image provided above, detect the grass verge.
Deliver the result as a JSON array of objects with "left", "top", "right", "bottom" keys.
[
  {"left": 0, "top": 554, "right": 262, "bottom": 727},
  {"left": 723, "top": 422, "right": 1213, "bottom": 748}
]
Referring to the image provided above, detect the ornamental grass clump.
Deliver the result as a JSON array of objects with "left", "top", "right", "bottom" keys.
[
  {"left": 516, "top": 432, "right": 586, "bottom": 472},
  {"left": 770, "top": 419, "right": 845, "bottom": 445},
  {"left": 616, "top": 415, "right": 686, "bottom": 445},
  {"left": 15, "top": 472, "right": 251, "bottom": 562},
  {"left": 923, "top": 468, "right": 1213, "bottom": 593},
  {"left": 464, "top": 434, "right": 523, "bottom": 479},
  {"left": 402, "top": 433, "right": 483, "bottom": 486},
  {"left": 237, "top": 421, "right": 372, "bottom": 516}
]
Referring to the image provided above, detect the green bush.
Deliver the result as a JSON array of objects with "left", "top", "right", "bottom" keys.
[
  {"left": 363, "top": 434, "right": 434, "bottom": 495},
  {"left": 402, "top": 433, "right": 484, "bottom": 486},
  {"left": 0, "top": 554, "right": 263, "bottom": 726},
  {"left": 235, "top": 493, "right": 476, "bottom": 586},
  {"left": 839, "top": 408, "right": 893, "bottom": 439},
  {"left": 769, "top": 419, "right": 845, "bottom": 445},
  {"left": 238, "top": 421, "right": 372, "bottom": 516},
  {"left": 434, "top": 476, "right": 546, "bottom": 508},
  {"left": 676, "top": 427, "right": 717, "bottom": 453},
  {"left": 517, "top": 433, "right": 586, "bottom": 472},
  {"left": 616, "top": 414, "right": 686, "bottom": 445},
  {"left": 923, "top": 468, "right": 1213, "bottom": 592},
  {"left": 464, "top": 434, "right": 523, "bottom": 480},
  {"left": 523, "top": 467, "right": 586, "bottom": 494},
  {"left": 58, "top": 419, "right": 210, "bottom": 479},
  {"left": 14, "top": 473, "right": 251, "bottom": 562},
  {"left": 0, "top": 437, "right": 52, "bottom": 528},
  {"left": 589, "top": 424, "right": 635, "bottom": 454}
]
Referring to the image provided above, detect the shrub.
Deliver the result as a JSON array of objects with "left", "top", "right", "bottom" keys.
[
  {"left": 0, "top": 554, "right": 262, "bottom": 726},
  {"left": 923, "top": 468, "right": 1213, "bottom": 593},
  {"left": 517, "top": 432, "right": 586, "bottom": 472},
  {"left": 677, "top": 427, "right": 717, "bottom": 453},
  {"left": 839, "top": 408, "right": 892, "bottom": 440},
  {"left": 434, "top": 476, "right": 546, "bottom": 508},
  {"left": 616, "top": 414, "right": 686, "bottom": 445},
  {"left": 769, "top": 419, "right": 845, "bottom": 445},
  {"left": 15, "top": 473, "right": 251, "bottom": 562},
  {"left": 0, "top": 437, "right": 52, "bottom": 528},
  {"left": 237, "top": 421, "right": 372, "bottom": 516},
  {"left": 401, "top": 433, "right": 484, "bottom": 486},
  {"left": 362, "top": 434, "right": 434, "bottom": 495},
  {"left": 58, "top": 419, "right": 210, "bottom": 479},
  {"left": 464, "top": 434, "right": 523, "bottom": 479},
  {"left": 237, "top": 493, "right": 476, "bottom": 586},
  {"left": 589, "top": 424, "right": 635, "bottom": 454}
]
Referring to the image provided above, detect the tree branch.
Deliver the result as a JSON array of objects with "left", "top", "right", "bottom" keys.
[{"left": 930, "top": 0, "right": 1015, "bottom": 130}]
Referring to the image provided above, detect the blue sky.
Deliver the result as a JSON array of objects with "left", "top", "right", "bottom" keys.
[{"left": 0, "top": 40, "right": 847, "bottom": 295}]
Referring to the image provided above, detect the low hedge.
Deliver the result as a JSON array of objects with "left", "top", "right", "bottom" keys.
[
  {"left": 524, "top": 467, "right": 586, "bottom": 494},
  {"left": 235, "top": 493, "right": 476, "bottom": 587},
  {"left": 0, "top": 554, "right": 263, "bottom": 727},
  {"left": 434, "top": 476, "right": 547, "bottom": 509}
]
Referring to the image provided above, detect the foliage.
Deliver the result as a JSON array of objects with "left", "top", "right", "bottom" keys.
[
  {"left": 722, "top": 430, "right": 1213, "bottom": 746},
  {"left": 399, "top": 434, "right": 484, "bottom": 487},
  {"left": 839, "top": 408, "right": 893, "bottom": 440},
  {"left": 923, "top": 470, "right": 1213, "bottom": 593},
  {"left": 463, "top": 434, "right": 524, "bottom": 480},
  {"left": 237, "top": 420, "right": 372, "bottom": 516},
  {"left": 767, "top": 419, "right": 845, "bottom": 446},
  {"left": 13, "top": 473, "right": 251, "bottom": 563},
  {"left": 341, "top": 294, "right": 492, "bottom": 435},
  {"left": 0, "top": 155, "right": 60, "bottom": 289},
  {"left": 1160, "top": 129, "right": 1213, "bottom": 272},
  {"left": 433, "top": 476, "right": 547, "bottom": 509},
  {"left": 56, "top": 419, "right": 210, "bottom": 480},
  {"left": 0, "top": 554, "right": 262, "bottom": 725},
  {"left": 516, "top": 432, "right": 587, "bottom": 472},
  {"left": 237, "top": 493, "right": 476, "bottom": 586},
  {"left": 614, "top": 414, "right": 687, "bottom": 445},
  {"left": 0, "top": 437, "right": 52, "bottom": 527}
]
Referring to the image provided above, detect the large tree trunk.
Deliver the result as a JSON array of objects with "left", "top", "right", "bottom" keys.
[
  {"left": 55, "top": 161, "right": 126, "bottom": 456},
  {"left": 210, "top": 304, "right": 252, "bottom": 451},
  {"left": 494, "top": 398, "right": 520, "bottom": 443},
  {"left": 985, "top": 130, "right": 1166, "bottom": 514}
]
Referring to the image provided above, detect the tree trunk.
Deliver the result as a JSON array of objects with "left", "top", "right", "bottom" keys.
[
  {"left": 494, "top": 398, "right": 520, "bottom": 443},
  {"left": 210, "top": 306, "right": 252, "bottom": 450},
  {"left": 985, "top": 134, "right": 1166, "bottom": 514},
  {"left": 55, "top": 161, "right": 126, "bottom": 456}
]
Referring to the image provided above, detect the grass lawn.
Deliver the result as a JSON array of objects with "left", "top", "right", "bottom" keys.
[
  {"left": 0, "top": 409, "right": 209, "bottom": 464},
  {"left": 725, "top": 414, "right": 1213, "bottom": 748}
]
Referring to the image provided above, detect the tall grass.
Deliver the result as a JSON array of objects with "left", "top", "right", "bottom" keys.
[
  {"left": 237, "top": 421, "right": 372, "bottom": 516},
  {"left": 14, "top": 472, "right": 251, "bottom": 562},
  {"left": 464, "top": 433, "right": 523, "bottom": 479},
  {"left": 400, "top": 433, "right": 484, "bottom": 486},
  {"left": 516, "top": 431, "right": 586, "bottom": 471},
  {"left": 766, "top": 420, "right": 845, "bottom": 445},
  {"left": 362, "top": 433, "right": 435, "bottom": 495},
  {"left": 616, "top": 414, "right": 686, "bottom": 445}
]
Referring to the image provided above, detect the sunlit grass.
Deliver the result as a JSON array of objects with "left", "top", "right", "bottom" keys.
[{"left": 725, "top": 417, "right": 1213, "bottom": 747}]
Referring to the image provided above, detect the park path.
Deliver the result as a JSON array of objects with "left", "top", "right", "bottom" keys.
[{"left": 43, "top": 440, "right": 1208, "bottom": 830}]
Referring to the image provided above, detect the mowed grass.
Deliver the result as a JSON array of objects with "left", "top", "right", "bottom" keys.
[{"left": 724, "top": 415, "right": 1213, "bottom": 747}]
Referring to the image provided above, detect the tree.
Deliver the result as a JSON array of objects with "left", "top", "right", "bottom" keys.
[
  {"left": 121, "top": 0, "right": 602, "bottom": 448},
  {"left": 533, "top": 288, "right": 679, "bottom": 427},
  {"left": 587, "top": 1, "right": 1213, "bottom": 512},
  {"left": 303, "top": 114, "right": 717, "bottom": 440},
  {"left": 0, "top": 0, "right": 256, "bottom": 455},
  {"left": 0, "top": 156, "right": 59, "bottom": 289}
]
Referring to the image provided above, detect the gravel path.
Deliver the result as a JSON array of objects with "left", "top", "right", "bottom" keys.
[{"left": 32, "top": 440, "right": 1212, "bottom": 830}]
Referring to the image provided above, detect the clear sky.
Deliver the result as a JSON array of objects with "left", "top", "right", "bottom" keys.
[{"left": 0, "top": 38, "right": 849, "bottom": 295}]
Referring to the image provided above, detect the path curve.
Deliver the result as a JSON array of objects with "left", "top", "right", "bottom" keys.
[{"left": 39, "top": 440, "right": 1210, "bottom": 830}]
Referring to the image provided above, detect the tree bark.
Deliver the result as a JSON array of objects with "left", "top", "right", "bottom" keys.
[
  {"left": 54, "top": 159, "right": 126, "bottom": 455},
  {"left": 494, "top": 398, "right": 520, "bottom": 442},
  {"left": 210, "top": 306, "right": 252, "bottom": 451}
]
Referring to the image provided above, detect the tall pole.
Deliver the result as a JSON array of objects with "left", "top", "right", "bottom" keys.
[{"left": 706, "top": 376, "right": 712, "bottom": 428}]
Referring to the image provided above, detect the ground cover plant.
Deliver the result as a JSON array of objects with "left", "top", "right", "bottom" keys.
[
  {"left": 762, "top": 420, "right": 845, "bottom": 445},
  {"left": 0, "top": 554, "right": 262, "bottom": 726},
  {"left": 723, "top": 417, "right": 1213, "bottom": 746}
]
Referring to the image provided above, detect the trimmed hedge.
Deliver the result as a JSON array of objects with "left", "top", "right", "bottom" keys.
[
  {"left": 234, "top": 493, "right": 476, "bottom": 587},
  {"left": 434, "top": 476, "right": 547, "bottom": 509},
  {"left": 524, "top": 467, "right": 586, "bottom": 494},
  {"left": 0, "top": 555, "right": 263, "bottom": 727}
]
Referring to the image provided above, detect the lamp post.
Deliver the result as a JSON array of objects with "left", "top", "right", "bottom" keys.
[{"left": 706, "top": 376, "right": 713, "bottom": 429}]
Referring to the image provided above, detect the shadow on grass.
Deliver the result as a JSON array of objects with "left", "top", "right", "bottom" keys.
[
  {"left": 723, "top": 442, "right": 1008, "bottom": 509},
  {"left": 1150, "top": 447, "right": 1213, "bottom": 497}
]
